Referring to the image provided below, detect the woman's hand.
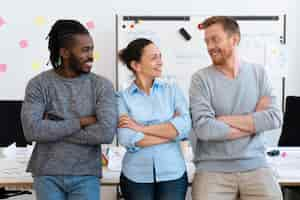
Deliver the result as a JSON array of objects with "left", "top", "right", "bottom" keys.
[{"left": 118, "top": 115, "right": 144, "bottom": 132}]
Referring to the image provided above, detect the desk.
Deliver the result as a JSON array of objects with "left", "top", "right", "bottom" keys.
[
  {"left": 266, "top": 147, "right": 300, "bottom": 187},
  {"left": 1, "top": 162, "right": 300, "bottom": 187},
  {"left": 0, "top": 167, "right": 120, "bottom": 189},
  {"left": 1, "top": 147, "right": 300, "bottom": 196}
]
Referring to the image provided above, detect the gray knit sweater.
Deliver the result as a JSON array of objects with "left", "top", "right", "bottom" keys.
[
  {"left": 189, "top": 61, "right": 282, "bottom": 172},
  {"left": 21, "top": 69, "right": 117, "bottom": 177}
]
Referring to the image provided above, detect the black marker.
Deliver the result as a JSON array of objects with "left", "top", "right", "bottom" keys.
[
  {"left": 179, "top": 28, "right": 191, "bottom": 41},
  {"left": 267, "top": 149, "right": 280, "bottom": 156}
]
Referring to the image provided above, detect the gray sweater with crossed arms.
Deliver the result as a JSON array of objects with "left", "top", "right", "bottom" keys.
[
  {"left": 21, "top": 69, "right": 118, "bottom": 177},
  {"left": 189, "top": 61, "right": 282, "bottom": 172}
]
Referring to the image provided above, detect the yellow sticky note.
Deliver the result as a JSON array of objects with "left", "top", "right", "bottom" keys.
[
  {"left": 93, "top": 51, "right": 100, "bottom": 61},
  {"left": 34, "top": 16, "right": 46, "bottom": 26},
  {"left": 272, "top": 48, "right": 279, "bottom": 55},
  {"left": 32, "top": 61, "right": 41, "bottom": 70}
]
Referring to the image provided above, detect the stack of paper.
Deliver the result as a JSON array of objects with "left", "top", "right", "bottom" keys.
[{"left": 107, "top": 146, "right": 126, "bottom": 171}]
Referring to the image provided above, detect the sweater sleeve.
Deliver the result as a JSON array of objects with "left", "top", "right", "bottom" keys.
[
  {"left": 189, "top": 72, "right": 231, "bottom": 142},
  {"left": 252, "top": 67, "right": 282, "bottom": 132},
  {"left": 21, "top": 78, "right": 81, "bottom": 143}
]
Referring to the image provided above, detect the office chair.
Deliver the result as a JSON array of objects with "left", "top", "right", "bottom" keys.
[{"left": 278, "top": 96, "right": 300, "bottom": 146}]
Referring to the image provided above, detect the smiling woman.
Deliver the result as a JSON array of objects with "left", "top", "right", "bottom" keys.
[
  {"left": 117, "top": 38, "right": 192, "bottom": 200},
  {"left": 119, "top": 38, "right": 162, "bottom": 94}
]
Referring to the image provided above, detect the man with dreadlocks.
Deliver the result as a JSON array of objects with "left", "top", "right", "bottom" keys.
[{"left": 21, "top": 19, "right": 117, "bottom": 200}]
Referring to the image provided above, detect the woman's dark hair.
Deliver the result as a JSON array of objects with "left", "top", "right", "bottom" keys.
[
  {"left": 47, "top": 19, "right": 89, "bottom": 69},
  {"left": 119, "top": 38, "right": 153, "bottom": 72}
]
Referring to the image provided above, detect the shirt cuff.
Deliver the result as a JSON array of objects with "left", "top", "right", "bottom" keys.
[
  {"left": 169, "top": 117, "right": 189, "bottom": 141},
  {"left": 69, "top": 118, "right": 81, "bottom": 133},
  {"left": 253, "top": 111, "right": 267, "bottom": 133},
  {"left": 218, "top": 122, "right": 231, "bottom": 141},
  {"left": 128, "top": 132, "right": 145, "bottom": 152}
]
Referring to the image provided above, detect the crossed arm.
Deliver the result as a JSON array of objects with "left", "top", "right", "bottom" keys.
[
  {"left": 41, "top": 112, "right": 178, "bottom": 147},
  {"left": 21, "top": 79, "right": 117, "bottom": 145},
  {"left": 190, "top": 65, "right": 284, "bottom": 143},
  {"left": 219, "top": 96, "right": 270, "bottom": 140},
  {"left": 117, "top": 83, "right": 191, "bottom": 149},
  {"left": 43, "top": 113, "right": 97, "bottom": 128},
  {"left": 118, "top": 113, "right": 179, "bottom": 147}
]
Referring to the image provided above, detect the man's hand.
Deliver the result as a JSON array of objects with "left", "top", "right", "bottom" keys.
[
  {"left": 80, "top": 116, "right": 97, "bottom": 128},
  {"left": 173, "top": 111, "right": 180, "bottom": 118},
  {"left": 43, "top": 112, "right": 49, "bottom": 120},
  {"left": 118, "top": 115, "right": 144, "bottom": 132},
  {"left": 217, "top": 114, "right": 255, "bottom": 133},
  {"left": 256, "top": 96, "right": 270, "bottom": 112},
  {"left": 226, "top": 127, "right": 254, "bottom": 140},
  {"left": 43, "top": 113, "right": 64, "bottom": 121},
  {"left": 216, "top": 115, "right": 228, "bottom": 123}
]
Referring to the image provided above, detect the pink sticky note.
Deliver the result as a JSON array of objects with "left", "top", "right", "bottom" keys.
[
  {"left": 281, "top": 151, "right": 287, "bottom": 158},
  {"left": 86, "top": 21, "right": 95, "bottom": 29},
  {"left": 0, "top": 17, "right": 6, "bottom": 27},
  {"left": 19, "top": 40, "right": 29, "bottom": 48},
  {"left": 0, "top": 64, "right": 7, "bottom": 72}
]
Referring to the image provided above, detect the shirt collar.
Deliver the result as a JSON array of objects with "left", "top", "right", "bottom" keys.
[{"left": 128, "top": 78, "right": 162, "bottom": 95}]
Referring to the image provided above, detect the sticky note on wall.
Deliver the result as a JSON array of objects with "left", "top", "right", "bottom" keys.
[
  {"left": 0, "top": 64, "right": 7, "bottom": 72},
  {"left": 19, "top": 40, "right": 29, "bottom": 48},
  {"left": 93, "top": 51, "right": 100, "bottom": 61},
  {"left": 34, "top": 16, "right": 46, "bottom": 26},
  {"left": 0, "top": 16, "right": 6, "bottom": 27},
  {"left": 86, "top": 20, "right": 95, "bottom": 29},
  {"left": 32, "top": 61, "right": 41, "bottom": 71}
]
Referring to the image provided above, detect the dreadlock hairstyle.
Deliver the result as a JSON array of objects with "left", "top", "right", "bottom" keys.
[{"left": 47, "top": 19, "right": 90, "bottom": 69}]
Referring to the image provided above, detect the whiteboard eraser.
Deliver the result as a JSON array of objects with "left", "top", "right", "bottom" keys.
[{"left": 179, "top": 28, "right": 191, "bottom": 41}]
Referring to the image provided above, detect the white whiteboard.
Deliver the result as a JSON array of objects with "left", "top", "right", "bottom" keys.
[{"left": 117, "top": 15, "right": 287, "bottom": 109}]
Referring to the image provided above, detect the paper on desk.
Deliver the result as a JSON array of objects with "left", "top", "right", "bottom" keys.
[
  {"left": 267, "top": 149, "right": 300, "bottom": 179},
  {"left": 1, "top": 144, "right": 33, "bottom": 160},
  {"left": 0, "top": 160, "right": 31, "bottom": 178},
  {"left": 107, "top": 146, "right": 126, "bottom": 171},
  {"left": 0, "top": 144, "right": 33, "bottom": 179}
]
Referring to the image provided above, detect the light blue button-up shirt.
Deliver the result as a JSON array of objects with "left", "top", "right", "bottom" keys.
[{"left": 117, "top": 79, "right": 191, "bottom": 183}]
